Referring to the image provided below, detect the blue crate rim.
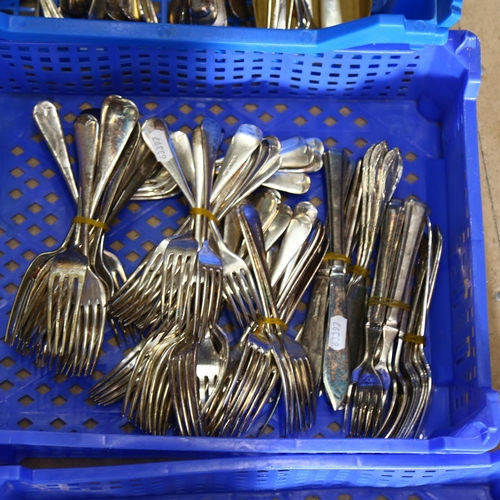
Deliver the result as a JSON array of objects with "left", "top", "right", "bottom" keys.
[{"left": 0, "top": 14, "right": 452, "bottom": 51}]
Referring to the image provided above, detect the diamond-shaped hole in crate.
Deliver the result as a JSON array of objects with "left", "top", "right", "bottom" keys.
[
  {"left": 84, "top": 418, "right": 98, "bottom": 430},
  {"left": 51, "top": 418, "right": 66, "bottom": 430},
  {"left": 18, "top": 418, "right": 33, "bottom": 429},
  {"left": 10, "top": 167, "right": 24, "bottom": 178},
  {"left": 43, "top": 214, "right": 58, "bottom": 225},
  {"left": 1, "top": 380, "right": 14, "bottom": 391},
  {"left": 52, "top": 396, "right": 67, "bottom": 407},
  {"left": 0, "top": 356, "right": 15, "bottom": 368},
  {"left": 5, "top": 260, "right": 20, "bottom": 271},
  {"left": 25, "top": 179, "right": 40, "bottom": 189},
  {"left": 328, "top": 421, "right": 341, "bottom": 433},
  {"left": 339, "top": 106, "right": 352, "bottom": 116},
  {"left": 36, "top": 384, "right": 50, "bottom": 395},
  {"left": 28, "top": 203, "right": 42, "bottom": 214},
  {"left": 16, "top": 368, "right": 30, "bottom": 380},
  {"left": 9, "top": 189, "right": 22, "bottom": 199},
  {"left": 405, "top": 152, "right": 417, "bottom": 162},
  {"left": 22, "top": 250, "right": 36, "bottom": 261},
  {"left": 405, "top": 173, "right": 419, "bottom": 184},
  {"left": 45, "top": 193, "right": 59, "bottom": 203},
  {"left": 354, "top": 138, "right": 368, "bottom": 148},
  {"left": 11, "top": 214, "right": 26, "bottom": 224},
  {"left": 42, "top": 169, "right": 55, "bottom": 179},
  {"left": 18, "top": 395, "right": 34, "bottom": 406},
  {"left": 26, "top": 158, "right": 39, "bottom": 168},
  {"left": 69, "top": 384, "right": 84, "bottom": 395}
]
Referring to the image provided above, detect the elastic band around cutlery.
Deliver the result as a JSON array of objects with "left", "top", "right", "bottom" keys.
[
  {"left": 368, "top": 296, "right": 411, "bottom": 311},
  {"left": 351, "top": 264, "right": 370, "bottom": 278},
  {"left": 190, "top": 207, "right": 220, "bottom": 224},
  {"left": 258, "top": 317, "right": 288, "bottom": 330},
  {"left": 72, "top": 216, "right": 109, "bottom": 232},
  {"left": 323, "top": 252, "right": 351, "bottom": 264},
  {"left": 403, "top": 333, "right": 426, "bottom": 346}
]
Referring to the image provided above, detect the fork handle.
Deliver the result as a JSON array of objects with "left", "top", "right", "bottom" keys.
[
  {"left": 74, "top": 114, "right": 99, "bottom": 256},
  {"left": 368, "top": 198, "right": 405, "bottom": 324},
  {"left": 192, "top": 118, "right": 221, "bottom": 243},
  {"left": 237, "top": 203, "right": 276, "bottom": 318},
  {"left": 386, "top": 199, "right": 429, "bottom": 326}
]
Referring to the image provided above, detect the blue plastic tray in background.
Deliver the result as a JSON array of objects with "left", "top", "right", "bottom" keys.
[
  {"left": 3, "top": 452, "right": 500, "bottom": 498},
  {"left": 0, "top": 0, "right": 461, "bottom": 50},
  {"left": 0, "top": 30, "right": 497, "bottom": 460}
]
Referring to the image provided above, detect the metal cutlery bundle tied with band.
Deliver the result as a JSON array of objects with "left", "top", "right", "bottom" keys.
[
  {"left": 5, "top": 95, "right": 441, "bottom": 439},
  {"left": 38, "top": 0, "right": 370, "bottom": 29}
]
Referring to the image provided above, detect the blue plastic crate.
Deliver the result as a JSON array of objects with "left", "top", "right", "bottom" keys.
[
  {"left": 0, "top": 0, "right": 461, "bottom": 50},
  {"left": 0, "top": 30, "right": 498, "bottom": 459},
  {"left": 3, "top": 452, "right": 500, "bottom": 498}
]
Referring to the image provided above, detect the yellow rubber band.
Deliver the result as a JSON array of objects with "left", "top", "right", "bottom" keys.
[
  {"left": 404, "top": 333, "right": 426, "bottom": 346},
  {"left": 368, "top": 296, "right": 411, "bottom": 311},
  {"left": 351, "top": 265, "right": 370, "bottom": 278},
  {"left": 258, "top": 317, "right": 288, "bottom": 330},
  {"left": 72, "top": 216, "right": 109, "bottom": 232},
  {"left": 190, "top": 207, "right": 220, "bottom": 224},
  {"left": 323, "top": 252, "right": 352, "bottom": 264}
]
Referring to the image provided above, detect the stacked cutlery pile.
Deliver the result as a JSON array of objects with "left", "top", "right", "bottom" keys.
[
  {"left": 301, "top": 144, "right": 442, "bottom": 439},
  {"left": 5, "top": 95, "right": 441, "bottom": 439}
]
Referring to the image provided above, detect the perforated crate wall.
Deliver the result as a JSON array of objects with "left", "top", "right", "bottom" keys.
[{"left": 3, "top": 453, "right": 500, "bottom": 498}]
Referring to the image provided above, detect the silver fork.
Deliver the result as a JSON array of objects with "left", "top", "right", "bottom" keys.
[
  {"left": 33, "top": 100, "right": 133, "bottom": 345},
  {"left": 168, "top": 119, "right": 225, "bottom": 435},
  {"left": 397, "top": 223, "right": 442, "bottom": 438},
  {"left": 210, "top": 221, "right": 263, "bottom": 328},
  {"left": 112, "top": 118, "right": 198, "bottom": 331},
  {"left": 45, "top": 121, "right": 100, "bottom": 362},
  {"left": 344, "top": 200, "right": 402, "bottom": 437},
  {"left": 237, "top": 202, "right": 316, "bottom": 436},
  {"left": 67, "top": 114, "right": 108, "bottom": 376}
]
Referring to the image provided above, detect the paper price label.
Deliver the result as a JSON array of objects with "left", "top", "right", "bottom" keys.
[
  {"left": 148, "top": 130, "right": 173, "bottom": 163},
  {"left": 328, "top": 316, "right": 347, "bottom": 351}
]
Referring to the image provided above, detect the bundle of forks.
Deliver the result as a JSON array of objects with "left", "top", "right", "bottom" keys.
[{"left": 5, "top": 96, "right": 154, "bottom": 375}]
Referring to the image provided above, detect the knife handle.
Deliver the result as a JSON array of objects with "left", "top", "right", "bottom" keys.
[
  {"left": 368, "top": 198, "right": 405, "bottom": 324},
  {"left": 386, "top": 199, "right": 429, "bottom": 325}
]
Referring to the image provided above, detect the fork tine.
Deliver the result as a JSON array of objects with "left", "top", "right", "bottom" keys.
[
  {"left": 141, "top": 341, "right": 167, "bottom": 431},
  {"left": 297, "top": 357, "right": 315, "bottom": 429},
  {"left": 147, "top": 344, "right": 173, "bottom": 433},
  {"left": 291, "top": 359, "right": 308, "bottom": 432},
  {"left": 87, "top": 302, "right": 106, "bottom": 376},
  {"left": 372, "top": 391, "right": 384, "bottom": 436},
  {"left": 353, "top": 386, "right": 370, "bottom": 437},
  {"left": 225, "top": 276, "right": 250, "bottom": 327},
  {"left": 170, "top": 351, "right": 191, "bottom": 436},
  {"left": 364, "top": 391, "right": 377, "bottom": 437},
  {"left": 229, "top": 355, "right": 271, "bottom": 437},
  {"left": 186, "top": 349, "right": 203, "bottom": 436},
  {"left": 48, "top": 274, "right": 62, "bottom": 356},
  {"left": 243, "top": 366, "right": 280, "bottom": 437},
  {"left": 223, "top": 349, "right": 268, "bottom": 436},
  {"left": 209, "top": 342, "right": 253, "bottom": 435},
  {"left": 347, "top": 385, "right": 359, "bottom": 437},
  {"left": 223, "top": 281, "right": 246, "bottom": 328}
]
